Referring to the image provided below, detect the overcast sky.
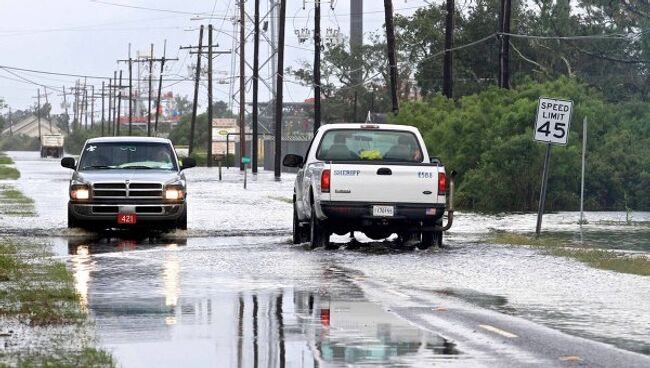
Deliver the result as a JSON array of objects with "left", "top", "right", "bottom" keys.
[{"left": 0, "top": 0, "right": 431, "bottom": 114}]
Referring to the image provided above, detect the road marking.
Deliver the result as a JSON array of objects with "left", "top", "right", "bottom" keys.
[
  {"left": 479, "top": 324, "right": 518, "bottom": 338},
  {"left": 386, "top": 289, "right": 410, "bottom": 298},
  {"left": 559, "top": 356, "right": 583, "bottom": 362}
]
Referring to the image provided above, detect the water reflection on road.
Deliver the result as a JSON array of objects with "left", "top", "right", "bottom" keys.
[{"left": 62, "top": 236, "right": 461, "bottom": 368}]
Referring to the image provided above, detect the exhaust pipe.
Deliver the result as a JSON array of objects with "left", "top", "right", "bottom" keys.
[{"left": 433, "top": 170, "right": 456, "bottom": 232}]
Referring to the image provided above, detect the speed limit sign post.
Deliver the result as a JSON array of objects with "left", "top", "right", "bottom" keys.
[{"left": 535, "top": 97, "right": 574, "bottom": 235}]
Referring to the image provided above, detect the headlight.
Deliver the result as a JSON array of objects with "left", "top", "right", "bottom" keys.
[
  {"left": 70, "top": 185, "right": 90, "bottom": 200},
  {"left": 165, "top": 189, "right": 182, "bottom": 200},
  {"left": 164, "top": 185, "right": 184, "bottom": 200}
]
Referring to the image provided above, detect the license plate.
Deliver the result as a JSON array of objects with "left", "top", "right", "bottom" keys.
[
  {"left": 372, "top": 205, "right": 394, "bottom": 217},
  {"left": 117, "top": 213, "right": 137, "bottom": 225}
]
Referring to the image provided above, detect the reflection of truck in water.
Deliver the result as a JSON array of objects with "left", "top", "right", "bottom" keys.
[
  {"left": 292, "top": 291, "right": 459, "bottom": 365},
  {"left": 40, "top": 134, "right": 64, "bottom": 158}
]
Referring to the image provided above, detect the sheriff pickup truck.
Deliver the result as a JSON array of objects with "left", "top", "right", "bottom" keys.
[{"left": 283, "top": 123, "right": 455, "bottom": 250}]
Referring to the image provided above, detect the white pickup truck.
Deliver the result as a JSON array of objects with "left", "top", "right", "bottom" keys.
[{"left": 283, "top": 123, "right": 455, "bottom": 250}]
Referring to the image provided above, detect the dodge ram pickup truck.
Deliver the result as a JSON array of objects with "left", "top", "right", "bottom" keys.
[
  {"left": 61, "top": 137, "right": 196, "bottom": 231},
  {"left": 283, "top": 123, "right": 455, "bottom": 250}
]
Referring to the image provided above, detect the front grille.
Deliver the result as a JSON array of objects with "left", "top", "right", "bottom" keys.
[{"left": 92, "top": 182, "right": 163, "bottom": 199}]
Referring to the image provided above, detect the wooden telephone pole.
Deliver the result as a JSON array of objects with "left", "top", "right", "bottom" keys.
[{"left": 384, "top": 0, "right": 399, "bottom": 114}]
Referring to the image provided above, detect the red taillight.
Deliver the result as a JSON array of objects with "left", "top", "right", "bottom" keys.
[
  {"left": 438, "top": 172, "right": 447, "bottom": 195},
  {"left": 321, "top": 169, "right": 331, "bottom": 193},
  {"left": 320, "top": 308, "right": 331, "bottom": 327}
]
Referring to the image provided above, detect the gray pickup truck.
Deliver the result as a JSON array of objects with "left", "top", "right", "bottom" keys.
[{"left": 61, "top": 137, "right": 196, "bottom": 231}]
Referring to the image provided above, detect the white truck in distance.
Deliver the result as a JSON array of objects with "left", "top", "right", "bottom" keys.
[
  {"left": 283, "top": 123, "right": 455, "bottom": 250},
  {"left": 41, "top": 134, "right": 64, "bottom": 158}
]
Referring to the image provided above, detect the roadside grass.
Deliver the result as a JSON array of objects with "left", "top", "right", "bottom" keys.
[
  {"left": 487, "top": 231, "right": 650, "bottom": 277},
  {"left": 0, "top": 166, "right": 20, "bottom": 180},
  {"left": 0, "top": 184, "right": 36, "bottom": 217},
  {"left": 268, "top": 195, "right": 293, "bottom": 204},
  {"left": 3, "top": 347, "right": 115, "bottom": 368},
  {"left": 0, "top": 237, "right": 115, "bottom": 367},
  {"left": 0, "top": 153, "right": 13, "bottom": 165}
]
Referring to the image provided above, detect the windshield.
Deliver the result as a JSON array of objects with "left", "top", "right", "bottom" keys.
[
  {"left": 78, "top": 142, "right": 178, "bottom": 171},
  {"left": 316, "top": 129, "right": 423, "bottom": 163}
]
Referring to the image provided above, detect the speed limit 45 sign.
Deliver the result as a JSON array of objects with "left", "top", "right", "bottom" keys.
[{"left": 534, "top": 97, "right": 573, "bottom": 145}]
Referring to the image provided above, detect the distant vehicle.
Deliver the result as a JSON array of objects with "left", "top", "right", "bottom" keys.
[
  {"left": 284, "top": 123, "right": 455, "bottom": 250},
  {"left": 41, "top": 134, "right": 64, "bottom": 158},
  {"left": 61, "top": 137, "right": 196, "bottom": 231}
]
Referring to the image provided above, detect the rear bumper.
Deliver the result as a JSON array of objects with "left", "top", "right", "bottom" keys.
[
  {"left": 69, "top": 201, "right": 185, "bottom": 224},
  {"left": 319, "top": 201, "right": 445, "bottom": 226}
]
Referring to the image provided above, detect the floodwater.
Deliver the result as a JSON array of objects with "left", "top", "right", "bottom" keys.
[{"left": 3, "top": 151, "right": 650, "bottom": 367}]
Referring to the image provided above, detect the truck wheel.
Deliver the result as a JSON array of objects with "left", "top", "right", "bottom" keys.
[
  {"left": 418, "top": 232, "right": 434, "bottom": 250},
  {"left": 434, "top": 231, "right": 443, "bottom": 247},
  {"left": 176, "top": 210, "right": 188, "bottom": 230},
  {"left": 67, "top": 208, "right": 77, "bottom": 228},
  {"left": 292, "top": 205, "right": 302, "bottom": 244},
  {"left": 309, "top": 205, "right": 330, "bottom": 250}
]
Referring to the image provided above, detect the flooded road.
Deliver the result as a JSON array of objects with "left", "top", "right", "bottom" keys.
[{"left": 4, "top": 151, "right": 650, "bottom": 367}]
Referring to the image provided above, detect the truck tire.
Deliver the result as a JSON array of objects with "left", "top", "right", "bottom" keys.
[
  {"left": 434, "top": 231, "right": 443, "bottom": 247},
  {"left": 292, "top": 204, "right": 304, "bottom": 244},
  {"left": 309, "top": 205, "right": 330, "bottom": 250},
  {"left": 176, "top": 209, "right": 188, "bottom": 230},
  {"left": 67, "top": 207, "right": 86, "bottom": 230},
  {"left": 418, "top": 232, "right": 434, "bottom": 250}
]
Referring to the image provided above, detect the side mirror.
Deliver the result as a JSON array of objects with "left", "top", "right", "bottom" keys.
[
  {"left": 181, "top": 157, "right": 197, "bottom": 170},
  {"left": 282, "top": 154, "right": 304, "bottom": 168},
  {"left": 430, "top": 157, "right": 441, "bottom": 165},
  {"left": 61, "top": 157, "right": 76, "bottom": 170}
]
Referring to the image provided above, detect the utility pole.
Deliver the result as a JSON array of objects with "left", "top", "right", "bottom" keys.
[
  {"left": 350, "top": 0, "right": 363, "bottom": 85},
  {"left": 239, "top": 0, "right": 247, "bottom": 171},
  {"left": 107, "top": 79, "right": 112, "bottom": 136},
  {"left": 112, "top": 71, "right": 117, "bottom": 135},
  {"left": 90, "top": 85, "right": 95, "bottom": 129},
  {"left": 207, "top": 24, "right": 214, "bottom": 168},
  {"left": 313, "top": 0, "right": 322, "bottom": 134},
  {"left": 8, "top": 108, "right": 13, "bottom": 136},
  {"left": 155, "top": 41, "right": 176, "bottom": 133},
  {"left": 44, "top": 87, "right": 52, "bottom": 133},
  {"left": 148, "top": 43, "right": 154, "bottom": 137},
  {"left": 129, "top": 47, "right": 133, "bottom": 135},
  {"left": 498, "top": 0, "right": 512, "bottom": 89},
  {"left": 186, "top": 26, "right": 204, "bottom": 156},
  {"left": 252, "top": 0, "right": 260, "bottom": 173},
  {"left": 117, "top": 70, "right": 123, "bottom": 135},
  {"left": 274, "top": 0, "right": 286, "bottom": 179},
  {"left": 384, "top": 0, "right": 399, "bottom": 114},
  {"left": 443, "top": 0, "right": 454, "bottom": 98},
  {"left": 83, "top": 85, "right": 89, "bottom": 129},
  {"left": 72, "top": 81, "right": 78, "bottom": 130},
  {"left": 36, "top": 89, "right": 42, "bottom": 140},
  {"left": 61, "top": 86, "right": 70, "bottom": 134},
  {"left": 101, "top": 82, "right": 106, "bottom": 136}
]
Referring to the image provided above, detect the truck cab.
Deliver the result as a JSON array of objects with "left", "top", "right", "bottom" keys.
[{"left": 61, "top": 137, "right": 196, "bottom": 231}]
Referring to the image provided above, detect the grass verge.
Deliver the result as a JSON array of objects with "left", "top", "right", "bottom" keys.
[
  {"left": 0, "top": 184, "right": 36, "bottom": 217},
  {"left": 0, "top": 237, "right": 115, "bottom": 367},
  {"left": 268, "top": 195, "right": 293, "bottom": 204},
  {"left": 488, "top": 231, "right": 650, "bottom": 276},
  {"left": 0, "top": 166, "right": 20, "bottom": 180},
  {"left": 0, "top": 153, "right": 13, "bottom": 165}
]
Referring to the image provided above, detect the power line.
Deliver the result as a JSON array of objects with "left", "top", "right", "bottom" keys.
[{"left": 0, "top": 64, "right": 111, "bottom": 80}]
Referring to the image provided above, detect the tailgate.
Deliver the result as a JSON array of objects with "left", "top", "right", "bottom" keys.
[{"left": 328, "top": 163, "right": 445, "bottom": 204}]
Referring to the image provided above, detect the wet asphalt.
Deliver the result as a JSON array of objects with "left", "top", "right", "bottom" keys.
[{"left": 3, "top": 151, "right": 650, "bottom": 368}]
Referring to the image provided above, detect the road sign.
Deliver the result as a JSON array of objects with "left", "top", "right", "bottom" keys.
[
  {"left": 241, "top": 156, "right": 251, "bottom": 164},
  {"left": 534, "top": 97, "right": 573, "bottom": 145}
]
